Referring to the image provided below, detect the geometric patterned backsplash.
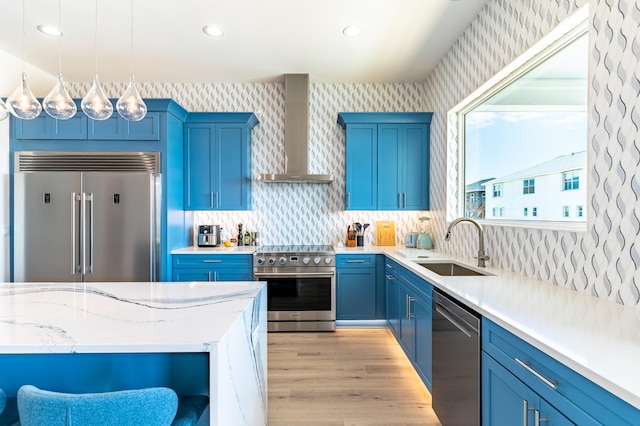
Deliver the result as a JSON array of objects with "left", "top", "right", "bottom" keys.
[
  {"left": 69, "top": 81, "right": 432, "bottom": 248},
  {"left": 70, "top": 0, "right": 640, "bottom": 309}
]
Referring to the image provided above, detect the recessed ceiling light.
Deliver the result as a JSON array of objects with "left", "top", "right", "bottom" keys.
[
  {"left": 203, "top": 25, "right": 224, "bottom": 37},
  {"left": 343, "top": 25, "right": 361, "bottom": 38},
  {"left": 37, "top": 24, "right": 63, "bottom": 37}
]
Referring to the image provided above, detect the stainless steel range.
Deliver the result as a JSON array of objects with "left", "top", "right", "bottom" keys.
[{"left": 253, "top": 245, "right": 335, "bottom": 332}]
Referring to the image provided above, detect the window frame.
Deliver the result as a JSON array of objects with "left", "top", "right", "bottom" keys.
[{"left": 446, "top": 6, "right": 589, "bottom": 232}]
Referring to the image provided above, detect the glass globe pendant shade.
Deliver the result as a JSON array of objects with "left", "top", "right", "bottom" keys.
[
  {"left": 43, "top": 73, "right": 77, "bottom": 120},
  {"left": 116, "top": 75, "right": 146, "bottom": 121},
  {"left": 81, "top": 74, "right": 113, "bottom": 120},
  {"left": 6, "top": 72, "right": 42, "bottom": 120},
  {"left": 0, "top": 99, "right": 8, "bottom": 122}
]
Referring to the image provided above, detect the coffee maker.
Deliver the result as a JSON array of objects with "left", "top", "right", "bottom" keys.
[{"left": 197, "top": 225, "right": 220, "bottom": 247}]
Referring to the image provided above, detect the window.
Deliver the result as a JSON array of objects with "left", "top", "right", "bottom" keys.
[
  {"left": 524, "top": 207, "right": 528, "bottom": 217},
  {"left": 454, "top": 7, "right": 588, "bottom": 226},
  {"left": 576, "top": 205, "right": 583, "bottom": 217},
  {"left": 563, "top": 206, "right": 570, "bottom": 217},
  {"left": 563, "top": 171, "right": 580, "bottom": 190},
  {"left": 523, "top": 179, "right": 535, "bottom": 195},
  {"left": 493, "top": 183, "right": 502, "bottom": 198}
]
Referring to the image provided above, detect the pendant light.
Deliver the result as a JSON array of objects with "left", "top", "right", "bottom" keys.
[
  {"left": 6, "top": 0, "right": 42, "bottom": 120},
  {"left": 116, "top": 0, "right": 146, "bottom": 122},
  {"left": 81, "top": 0, "right": 113, "bottom": 120},
  {"left": 42, "top": 0, "right": 76, "bottom": 120}
]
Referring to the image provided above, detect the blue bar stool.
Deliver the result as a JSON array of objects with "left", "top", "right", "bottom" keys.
[
  {"left": 17, "top": 385, "right": 208, "bottom": 426},
  {"left": 0, "top": 387, "right": 20, "bottom": 426}
]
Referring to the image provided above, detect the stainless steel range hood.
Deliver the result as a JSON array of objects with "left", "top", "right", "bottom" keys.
[{"left": 258, "top": 74, "right": 334, "bottom": 183}]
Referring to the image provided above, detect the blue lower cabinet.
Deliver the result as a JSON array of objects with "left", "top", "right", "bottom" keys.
[
  {"left": 384, "top": 257, "right": 432, "bottom": 391},
  {"left": 336, "top": 255, "right": 376, "bottom": 320},
  {"left": 172, "top": 254, "right": 253, "bottom": 282},
  {"left": 413, "top": 296, "right": 432, "bottom": 389},
  {"left": 482, "top": 318, "right": 640, "bottom": 425},
  {"left": 482, "top": 352, "right": 572, "bottom": 426},
  {"left": 385, "top": 261, "right": 400, "bottom": 336}
]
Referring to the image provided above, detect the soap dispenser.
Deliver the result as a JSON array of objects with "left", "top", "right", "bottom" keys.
[{"left": 416, "top": 216, "right": 433, "bottom": 249}]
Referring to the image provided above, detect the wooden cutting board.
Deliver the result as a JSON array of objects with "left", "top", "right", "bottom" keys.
[{"left": 376, "top": 220, "right": 396, "bottom": 246}]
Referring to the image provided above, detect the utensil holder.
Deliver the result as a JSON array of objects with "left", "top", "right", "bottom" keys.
[
  {"left": 346, "top": 230, "right": 357, "bottom": 247},
  {"left": 356, "top": 235, "right": 364, "bottom": 246}
]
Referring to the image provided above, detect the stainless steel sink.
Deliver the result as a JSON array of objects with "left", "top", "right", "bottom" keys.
[{"left": 416, "top": 262, "right": 491, "bottom": 276}]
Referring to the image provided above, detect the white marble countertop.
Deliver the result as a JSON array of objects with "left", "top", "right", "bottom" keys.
[
  {"left": 172, "top": 246, "right": 258, "bottom": 254},
  {"left": 0, "top": 281, "right": 265, "bottom": 354},
  {"left": 337, "top": 245, "right": 640, "bottom": 410}
]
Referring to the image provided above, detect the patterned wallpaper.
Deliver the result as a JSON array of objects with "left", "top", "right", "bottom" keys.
[{"left": 69, "top": 0, "right": 640, "bottom": 309}]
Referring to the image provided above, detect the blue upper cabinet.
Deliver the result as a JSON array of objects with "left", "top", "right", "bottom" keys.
[
  {"left": 184, "top": 113, "right": 258, "bottom": 211},
  {"left": 345, "top": 124, "right": 377, "bottom": 210},
  {"left": 15, "top": 112, "right": 87, "bottom": 140},
  {"left": 88, "top": 112, "right": 160, "bottom": 141},
  {"left": 338, "top": 112, "right": 432, "bottom": 211}
]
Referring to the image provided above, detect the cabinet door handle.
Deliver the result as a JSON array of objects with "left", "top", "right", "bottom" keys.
[
  {"left": 407, "top": 296, "right": 414, "bottom": 318},
  {"left": 515, "top": 358, "right": 558, "bottom": 390},
  {"left": 215, "top": 192, "right": 219, "bottom": 209},
  {"left": 397, "top": 193, "right": 401, "bottom": 209},
  {"left": 534, "top": 410, "right": 547, "bottom": 426},
  {"left": 346, "top": 193, "right": 350, "bottom": 209},
  {"left": 203, "top": 259, "right": 222, "bottom": 263},
  {"left": 522, "top": 400, "right": 528, "bottom": 426},
  {"left": 403, "top": 192, "right": 407, "bottom": 208},
  {"left": 210, "top": 192, "right": 214, "bottom": 208},
  {"left": 346, "top": 259, "right": 366, "bottom": 263}
]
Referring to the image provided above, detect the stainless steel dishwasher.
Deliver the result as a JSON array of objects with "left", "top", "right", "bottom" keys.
[{"left": 432, "top": 288, "right": 481, "bottom": 426}]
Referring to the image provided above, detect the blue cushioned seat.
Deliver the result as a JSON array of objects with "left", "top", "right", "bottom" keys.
[
  {"left": 17, "top": 385, "right": 178, "bottom": 426},
  {"left": 16, "top": 385, "right": 209, "bottom": 426}
]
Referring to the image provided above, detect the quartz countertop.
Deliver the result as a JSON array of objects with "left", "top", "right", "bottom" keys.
[
  {"left": 172, "top": 246, "right": 258, "bottom": 254},
  {"left": 0, "top": 281, "right": 265, "bottom": 354},
  {"left": 337, "top": 245, "right": 640, "bottom": 410}
]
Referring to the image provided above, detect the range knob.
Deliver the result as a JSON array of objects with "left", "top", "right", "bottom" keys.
[
  {"left": 314, "top": 256, "right": 322, "bottom": 265},
  {"left": 256, "top": 257, "right": 265, "bottom": 265},
  {"left": 324, "top": 257, "right": 332, "bottom": 265},
  {"left": 302, "top": 256, "right": 311, "bottom": 265},
  {"left": 268, "top": 257, "right": 276, "bottom": 265},
  {"left": 279, "top": 257, "right": 287, "bottom": 265}
]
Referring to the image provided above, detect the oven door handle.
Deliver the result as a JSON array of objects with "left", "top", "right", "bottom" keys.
[{"left": 255, "top": 272, "right": 335, "bottom": 278}]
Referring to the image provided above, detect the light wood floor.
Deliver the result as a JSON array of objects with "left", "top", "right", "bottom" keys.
[{"left": 267, "top": 328, "right": 442, "bottom": 426}]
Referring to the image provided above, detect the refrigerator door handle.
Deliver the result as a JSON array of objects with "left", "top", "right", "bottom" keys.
[
  {"left": 81, "top": 192, "right": 94, "bottom": 275},
  {"left": 88, "top": 193, "right": 94, "bottom": 274},
  {"left": 71, "top": 192, "right": 78, "bottom": 275}
]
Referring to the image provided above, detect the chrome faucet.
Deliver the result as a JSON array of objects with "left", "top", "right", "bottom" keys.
[{"left": 445, "top": 217, "right": 489, "bottom": 267}]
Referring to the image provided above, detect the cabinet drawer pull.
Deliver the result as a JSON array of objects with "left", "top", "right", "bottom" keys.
[
  {"left": 386, "top": 263, "right": 394, "bottom": 269},
  {"left": 203, "top": 259, "right": 222, "bottom": 263},
  {"left": 346, "top": 259, "right": 366, "bottom": 263},
  {"left": 386, "top": 275, "right": 395, "bottom": 280},
  {"left": 515, "top": 358, "right": 558, "bottom": 390}
]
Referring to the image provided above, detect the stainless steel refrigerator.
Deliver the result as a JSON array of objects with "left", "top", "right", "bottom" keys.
[{"left": 13, "top": 151, "right": 160, "bottom": 283}]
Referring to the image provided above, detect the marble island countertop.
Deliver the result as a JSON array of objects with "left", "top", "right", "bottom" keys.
[
  {"left": 337, "top": 245, "right": 640, "bottom": 410},
  {"left": 0, "top": 281, "right": 265, "bottom": 354}
]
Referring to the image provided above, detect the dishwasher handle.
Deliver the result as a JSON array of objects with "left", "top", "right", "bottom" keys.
[{"left": 435, "top": 304, "right": 477, "bottom": 338}]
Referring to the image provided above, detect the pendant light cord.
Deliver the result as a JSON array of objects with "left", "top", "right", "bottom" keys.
[
  {"left": 57, "top": 0, "right": 62, "bottom": 74},
  {"left": 21, "top": 0, "right": 25, "bottom": 74},
  {"left": 94, "top": 0, "right": 98, "bottom": 74},
  {"left": 129, "top": 0, "right": 134, "bottom": 76}
]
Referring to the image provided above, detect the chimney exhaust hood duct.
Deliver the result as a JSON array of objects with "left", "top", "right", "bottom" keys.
[{"left": 258, "top": 74, "right": 334, "bottom": 183}]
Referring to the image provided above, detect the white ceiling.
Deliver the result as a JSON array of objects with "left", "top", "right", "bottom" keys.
[{"left": 0, "top": 0, "right": 489, "bottom": 84}]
